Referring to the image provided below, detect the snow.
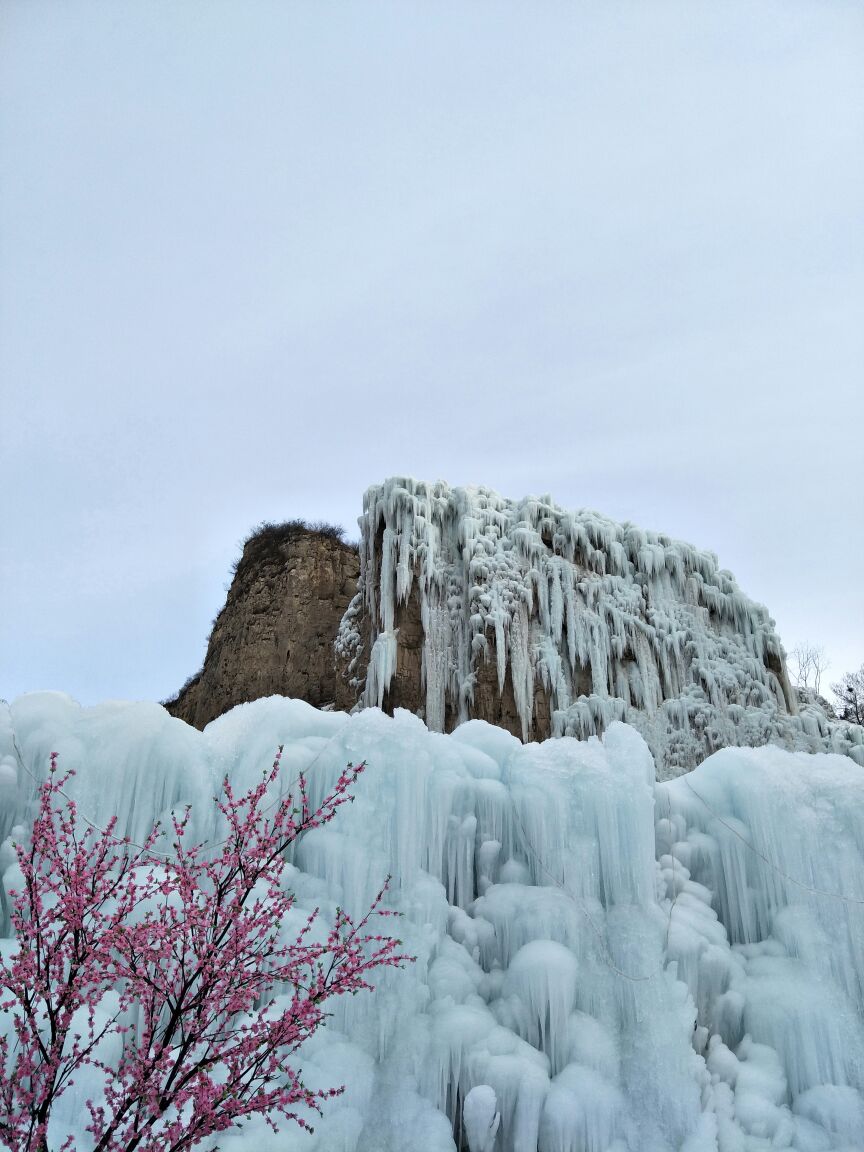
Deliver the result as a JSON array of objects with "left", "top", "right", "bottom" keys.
[
  {"left": 337, "top": 478, "right": 864, "bottom": 776},
  {"left": 2, "top": 692, "right": 864, "bottom": 1150}
]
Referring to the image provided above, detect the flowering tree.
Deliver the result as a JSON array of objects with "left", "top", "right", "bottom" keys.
[{"left": 0, "top": 750, "right": 407, "bottom": 1152}]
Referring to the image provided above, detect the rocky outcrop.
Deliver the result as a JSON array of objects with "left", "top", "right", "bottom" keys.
[
  {"left": 165, "top": 482, "right": 864, "bottom": 775},
  {"left": 165, "top": 523, "right": 362, "bottom": 730}
]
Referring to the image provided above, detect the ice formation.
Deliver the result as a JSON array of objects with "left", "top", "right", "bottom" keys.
[
  {"left": 2, "top": 692, "right": 864, "bottom": 1151},
  {"left": 336, "top": 478, "right": 864, "bottom": 776}
]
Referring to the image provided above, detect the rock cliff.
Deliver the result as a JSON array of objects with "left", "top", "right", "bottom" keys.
[
  {"left": 166, "top": 481, "right": 864, "bottom": 776},
  {"left": 165, "top": 522, "right": 361, "bottom": 729}
]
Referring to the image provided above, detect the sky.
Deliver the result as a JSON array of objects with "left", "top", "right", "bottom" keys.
[{"left": 1, "top": 0, "right": 862, "bottom": 708}]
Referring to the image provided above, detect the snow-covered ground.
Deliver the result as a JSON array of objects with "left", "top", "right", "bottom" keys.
[{"left": 2, "top": 693, "right": 863, "bottom": 1151}]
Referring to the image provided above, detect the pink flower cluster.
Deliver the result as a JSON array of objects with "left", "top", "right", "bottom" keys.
[{"left": 0, "top": 750, "right": 409, "bottom": 1152}]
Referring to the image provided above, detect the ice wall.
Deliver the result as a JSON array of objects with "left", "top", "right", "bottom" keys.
[
  {"left": 2, "top": 694, "right": 863, "bottom": 1151},
  {"left": 337, "top": 478, "right": 864, "bottom": 776}
]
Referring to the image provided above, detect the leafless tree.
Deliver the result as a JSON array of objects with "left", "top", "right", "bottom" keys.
[
  {"left": 789, "top": 643, "right": 829, "bottom": 695},
  {"left": 831, "top": 665, "right": 864, "bottom": 726}
]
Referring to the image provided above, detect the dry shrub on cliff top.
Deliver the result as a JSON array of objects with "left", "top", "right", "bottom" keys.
[{"left": 232, "top": 520, "right": 357, "bottom": 576}]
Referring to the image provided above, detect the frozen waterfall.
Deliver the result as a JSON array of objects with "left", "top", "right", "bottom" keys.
[
  {"left": 337, "top": 478, "right": 864, "bottom": 775},
  {"left": 1, "top": 692, "right": 863, "bottom": 1151}
]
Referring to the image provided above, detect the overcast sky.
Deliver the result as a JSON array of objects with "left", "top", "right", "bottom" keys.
[{"left": 2, "top": 0, "right": 862, "bottom": 709}]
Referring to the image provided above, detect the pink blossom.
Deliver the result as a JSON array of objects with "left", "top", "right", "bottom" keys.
[{"left": 0, "top": 750, "right": 410, "bottom": 1152}]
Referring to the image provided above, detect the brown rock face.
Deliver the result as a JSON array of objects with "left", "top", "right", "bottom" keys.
[{"left": 165, "top": 524, "right": 361, "bottom": 730}]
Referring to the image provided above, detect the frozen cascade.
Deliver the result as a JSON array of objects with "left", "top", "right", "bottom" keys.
[
  {"left": 336, "top": 478, "right": 864, "bottom": 777},
  {"left": 1, "top": 693, "right": 864, "bottom": 1150}
]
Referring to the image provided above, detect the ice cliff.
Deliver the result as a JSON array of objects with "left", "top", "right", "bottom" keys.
[
  {"left": 338, "top": 478, "right": 864, "bottom": 776},
  {"left": 2, "top": 694, "right": 864, "bottom": 1151}
]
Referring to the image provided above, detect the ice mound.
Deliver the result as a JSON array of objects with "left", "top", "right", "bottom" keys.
[{"left": 1, "top": 693, "right": 863, "bottom": 1150}]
